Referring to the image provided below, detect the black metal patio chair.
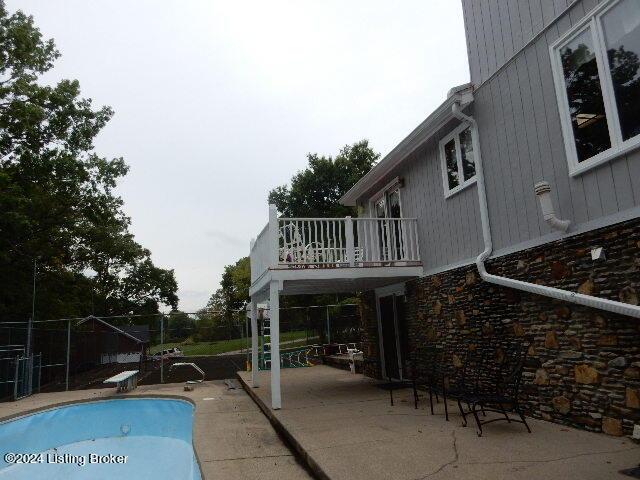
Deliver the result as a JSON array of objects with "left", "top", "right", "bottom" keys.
[
  {"left": 362, "top": 356, "right": 408, "bottom": 406},
  {"left": 372, "top": 350, "right": 419, "bottom": 407},
  {"left": 410, "top": 345, "right": 449, "bottom": 419},
  {"left": 462, "top": 341, "right": 532, "bottom": 436},
  {"left": 439, "top": 346, "right": 488, "bottom": 427}
]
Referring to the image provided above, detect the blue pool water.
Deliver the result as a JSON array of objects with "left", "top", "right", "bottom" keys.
[{"left": 0, "top": 398, "right": 201, "bottom": 479}]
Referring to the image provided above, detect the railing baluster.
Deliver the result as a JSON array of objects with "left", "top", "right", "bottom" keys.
[
  {"left": 393, "top": 219, "right": 398, "bottom": 261},
  {"left": 407, "top": 222, "right": 413, "bottom": 261},
  {"left": 377, "top": 219, "right": 381, "bottom": 262},
  {"left": 391, "top": 219, "right": 396, "bottom": 262},
  {"left": 308, "top": 220, "right": 313, "bottom": 262},
  {"left": 358, "top": 220, "right": 370, "bottom": 262},
  {"left": 411, "top": 220, "right": 417, "bottom": 261},
  {"left": 364, "top": 220, "right": 370, "bottom": 262},
  {"left": 301, "top": 220, "right": 307, "bottom": 261},
  {"left": 331, "top": 220, "right": 337, "bottom": 262},
  {"left": 413, "top": 219, "right": 420, "bottom": 263},
  {"left": 383, "top": 219, "right": 388, "bottom": 262},
  {"left": 369, "top": 219, "right": 376, "bottom": 262},
  {"left": 366, "top": 220, "right": 377, "bottom": 262},
  {"left": 407, "top": 219, "right": 413, "bottom": 261},
  {"left": 363, "top": 219, "right": 368, "bottom": 263},
  {"left": 312, "top": 220, "right": 316, "bottom": 261},
  {"left": 399, "top": 219, "right": 406, "bottom": 260},
  {"left": 335, "top": 220, "right": 339, "bottom": 262},
  {"left": 385, "top": 219, "right": 391, "bottom": 262},
  {"left": 353, "top": 220, "right": 359, "bottom": 264},
  {"left": 299, "top": 219, "right": 303, "bottom": 263},
  {"left": 314, "top": 220, "right": 318, "bottom": 260},
  {"left": 366, "top": 220, "right": 371, "bottom": 262},
  {"left": 408, "top": 219, "right": 413, "bottom": 261},
  {"left": 340, "top": 220, "right": 344, "bottom": 262}
]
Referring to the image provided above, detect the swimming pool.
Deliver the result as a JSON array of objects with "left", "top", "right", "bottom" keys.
[{"left": 0, "top": 398, "right": 201, "bottom": 479}]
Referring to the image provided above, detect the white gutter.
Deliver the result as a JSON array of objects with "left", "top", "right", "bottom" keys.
[{"left": 451, "top": 101, "right": 640, "bottom": 319}]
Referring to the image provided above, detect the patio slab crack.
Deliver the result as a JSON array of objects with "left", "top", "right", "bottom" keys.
[
  {"left": 201, "top": 453, "right": 295, "bottom": 463},
  {"left": 414, "top": 429, "right": 458, "bottom": 479}
]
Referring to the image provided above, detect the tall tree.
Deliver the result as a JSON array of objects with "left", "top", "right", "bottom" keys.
[
  {"left": 205, "top": 257, "right": 250, "bottom": 319},
  {"left": 0, "top": 2, "right": 178, "bottom": 321},
  {"left": 268, "top": 140, "right": 379, "bottom": 218}
]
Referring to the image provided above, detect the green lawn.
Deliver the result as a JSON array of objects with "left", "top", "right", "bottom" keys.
[{"left": 149, "top": 330, "right": 311, "bottom": 356}]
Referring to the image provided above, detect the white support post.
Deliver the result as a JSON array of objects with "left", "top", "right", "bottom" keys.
[
  {"left": 268, "top": 204, "right": 279, "bottom": 268},
  {"left": 250, "top": 299, "right": 259, "bottom": 387},
  {"left": 345, "top": 216, "right": 355, "bottom": 267},
  {"left": 269, "top": 280, "right": 281, "bottom": 409}
]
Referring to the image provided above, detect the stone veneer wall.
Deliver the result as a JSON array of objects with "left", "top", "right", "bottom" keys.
[
  {"left": 360, "top": 217, "right": 640, "bottom": 436},
  {"left": 359, "top": 291, "right": 382, "bottom": 379}
]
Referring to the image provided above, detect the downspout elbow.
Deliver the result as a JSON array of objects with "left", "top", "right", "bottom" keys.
[
  {"left": 534, "top": 181, "right": 571, "bottom": 233},
  {"left": 545, "top": 215, "right": 571, "bottom": 233}
]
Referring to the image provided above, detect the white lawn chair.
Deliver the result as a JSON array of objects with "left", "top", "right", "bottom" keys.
[{"left": 279, "top": 223, "right": 306, "bottom": 264}]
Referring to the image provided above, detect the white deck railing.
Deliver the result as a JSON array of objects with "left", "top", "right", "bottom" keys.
[
  {"left": 250, "top": 222, "right": 271, "bottom": 283},
  {"left": 250, "top": 206, "right": 421, "bottom": 282}
]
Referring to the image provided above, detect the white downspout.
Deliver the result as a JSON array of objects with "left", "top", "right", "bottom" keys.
[{"left": 451, "top": 100, "right": 640, "bottom": 319}]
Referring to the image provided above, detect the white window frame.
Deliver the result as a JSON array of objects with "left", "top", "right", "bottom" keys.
[
  {"left": 369, "top": 177, "right": 403, "bottom": 218},
  {"left": 550, "top": 0, "right": 640, "bottom": 177},
  {"left": 439, "top": 123, "right": 478, "bottom": 198}
]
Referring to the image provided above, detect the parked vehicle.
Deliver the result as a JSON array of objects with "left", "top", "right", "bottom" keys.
[{"left": 150, "top": 347, "right": 184, "bottom": 361}]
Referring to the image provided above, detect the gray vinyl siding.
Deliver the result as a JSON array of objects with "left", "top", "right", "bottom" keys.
[
  {"left": 360, "top": 118, "right": 484, "bottom": 273},
  {"left": 462, "top": 0, "right": 574, "bottom": 85},
  {"left": 473, "top": 0, "right": 640, "bottom": 255},
  {"left": 355, "top": 0, "right": 640, "bottom": 275}
]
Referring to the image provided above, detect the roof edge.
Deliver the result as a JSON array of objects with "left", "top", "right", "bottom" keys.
[
  {"left": 340, "top": 83, "right": 474, "bottom": 207},
  {"left": 77, "top": 315, "right": 147, "bottom": 344}
]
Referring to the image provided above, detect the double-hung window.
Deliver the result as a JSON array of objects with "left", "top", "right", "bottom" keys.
[
  {"left": 439, "top": 124, "right": 477, "bottom": 198},
  {"left": 550, "top": 0, "right": 640, "bottom": 175}
]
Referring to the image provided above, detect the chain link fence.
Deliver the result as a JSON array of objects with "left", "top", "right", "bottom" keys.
[{"left": 0, "top": 303, "right": 361, "bottom": 401}]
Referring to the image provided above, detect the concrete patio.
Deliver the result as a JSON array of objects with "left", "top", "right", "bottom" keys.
[
  {"left": 238, "top": 365, "right": 640, "bottom": 480},
  {"left": 0, "top": 381, "right": 312, "bottom": 480}
]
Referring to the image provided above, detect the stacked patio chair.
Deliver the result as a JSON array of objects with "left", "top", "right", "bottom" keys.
[
  {"left": 443, "top": 346, "right": 487, "bottom": 425},
  {"left": 384, "top": 378, "right": 413, "bottom": 406},
  {"left": 410, "top": 346, "right": 449, "bottom": 418},
  {"left": 380, "top": 338, "right": 533, "bottom": 436},
  {"left": 382, "top": 346, "right": 447, "bottom": 410},
  {"left": 455, "top": 340, "right": 532, "bottom": 436}
]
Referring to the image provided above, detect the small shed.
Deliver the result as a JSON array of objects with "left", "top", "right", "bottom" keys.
[{"left": 74, "top": 316, "right": 149, "bottom": 367}]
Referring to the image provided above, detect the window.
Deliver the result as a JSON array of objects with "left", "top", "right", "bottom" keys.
[
  {"left": 371, "top": 180, "right": 403, "bottom": 219},
  {"left": 370, "top": 182, "right": 404, "bottom": 261},
  {"left": 551, "top": 0, "right": 640, "bottom": 175},
  {"left": 439, "top": 124, "right": 477, "bottom": 197}
]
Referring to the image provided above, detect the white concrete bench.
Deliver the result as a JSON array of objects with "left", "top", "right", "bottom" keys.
[{"left": 104, "top": 370, "right": 139, "bottom": 392}]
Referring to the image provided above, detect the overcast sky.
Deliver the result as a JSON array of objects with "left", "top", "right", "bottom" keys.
[{"left": 10, "top": 1, "right": 469, "bottom": 312}]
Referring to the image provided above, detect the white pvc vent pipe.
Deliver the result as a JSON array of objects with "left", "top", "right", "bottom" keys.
[
  {"left": 451, "top": 101, "right": 640, "bottom": 319},
  {"left": 534, "top": 181, "right": 571, "bottom": 232}
]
